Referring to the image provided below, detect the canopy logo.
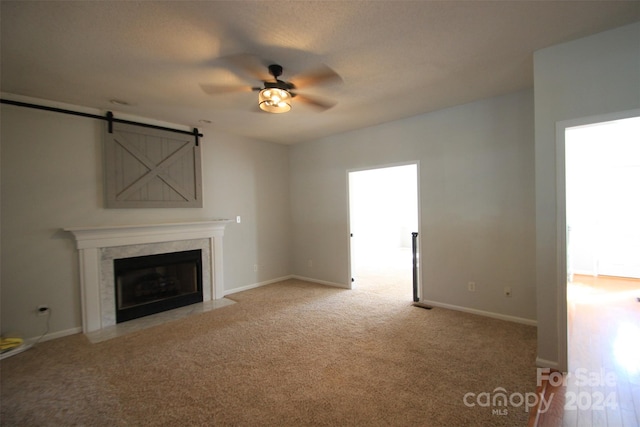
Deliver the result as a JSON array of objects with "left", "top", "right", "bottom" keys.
[
  {"left": 462, "top": 387, "right": 549, "bottom": 416},
  {"left": 462, "top": 367, "right": 619, "bottom": 416}
]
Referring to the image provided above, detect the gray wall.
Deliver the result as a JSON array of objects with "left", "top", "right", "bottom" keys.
[
  {"left": 1, "top": 102, "right": 291, "bottom": 339},
  {"left": 533, "top": 22, "right": 640, "bottom": 369},
  {"left": 290, "top": 89, "right": 536, "bottom": 322}
]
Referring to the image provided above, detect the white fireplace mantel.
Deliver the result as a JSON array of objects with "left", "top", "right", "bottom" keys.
[{"left": 65, "top": 220, "right": 232, "bottom": 333}]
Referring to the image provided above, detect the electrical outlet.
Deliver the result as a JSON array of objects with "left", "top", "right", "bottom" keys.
[
  {"left": 37, "top": 305, "right": 50, "bottom": 316},
  {"left": 468, "top": 282, "right": 476, "bottom": 292},
  {"left": 504, "top": 287, "right": 512, "bottom": 297},
  {"left": 308, "top": 259, "right": 313, "bottom": 268}
]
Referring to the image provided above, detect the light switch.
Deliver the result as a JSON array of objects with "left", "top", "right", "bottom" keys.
[{"left": 236, "top": 216, "right": 241, "bottom": 224}]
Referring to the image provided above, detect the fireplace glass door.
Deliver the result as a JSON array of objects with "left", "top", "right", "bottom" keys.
[{"left": 114, "top": 250, "right": 203, "bottom": 323}]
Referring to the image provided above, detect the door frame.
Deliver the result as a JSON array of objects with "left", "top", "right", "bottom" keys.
[
  {"left": 346, "top": 161, "right": 421, "bottom": 297},
  {"left": 555, "top": 108, "right": 640, "bottom": 372}
]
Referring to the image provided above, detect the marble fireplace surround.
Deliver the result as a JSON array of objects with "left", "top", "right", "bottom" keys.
[{"left": 65, "top": 220, "right": 231, "bottom": 334}]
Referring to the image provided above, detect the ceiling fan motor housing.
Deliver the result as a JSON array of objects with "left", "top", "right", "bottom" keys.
[
  {"left": 268, "top": 64, "right": 283, "bottom": 78},
  {"left": 264, "top": 80, "right": 295, "bottom": 92},
  {"left": 264, "top": 64, "right": 296, "bottom": 92}
]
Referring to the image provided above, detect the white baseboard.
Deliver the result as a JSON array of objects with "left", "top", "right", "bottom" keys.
[
  {"left": 20, "top": 283, "right": 537, "bottom": 347},
  {"left": 418, "top": 299, "right": 537, "bottom": 326},
  {"left": 21, "top": 276, "right": 343, "bottom": 343},
  {"left": 290, "top": 275, "right": 350, "bottom": 289},
  {"left": 571, "top": 269, "right": 596, "bottom": 277},
  {"left": 27, "top": 326, "right": 82, "bottom": 345},
  {"left": 535, "top": 357, "right": 561, "bottom": 370},
  {"left": 223, "top": 275, "right": 350, "bottom": 297},
  {"left": 222, "top": 275, "right": 295, "bottom": 296}
]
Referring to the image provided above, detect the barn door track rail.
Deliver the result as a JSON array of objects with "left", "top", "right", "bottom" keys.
[{"left": 0, "top": 98, "right": 203, "bottom": 146}]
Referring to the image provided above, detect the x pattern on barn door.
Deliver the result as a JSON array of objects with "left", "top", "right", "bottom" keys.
[{"left": 104, "top": 123, "right": 203, "bottom": 208}]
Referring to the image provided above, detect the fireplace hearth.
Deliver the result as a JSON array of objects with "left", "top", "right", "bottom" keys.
[{"left": 115, "top": 250, "right": 203, "bottom": 323}]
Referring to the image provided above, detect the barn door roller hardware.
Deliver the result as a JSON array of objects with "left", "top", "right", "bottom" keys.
[{"left": 1, "top": 98, "right": 203, "bottom": 146}]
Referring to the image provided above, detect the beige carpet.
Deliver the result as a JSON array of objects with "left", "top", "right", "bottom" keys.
[{"left": 1, "top": 279, "right": 537, "bottom": 426}]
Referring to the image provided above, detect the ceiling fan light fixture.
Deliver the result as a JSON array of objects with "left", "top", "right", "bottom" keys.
[{"left": 258, "top": 88, "right": 291, "bottom": 113}]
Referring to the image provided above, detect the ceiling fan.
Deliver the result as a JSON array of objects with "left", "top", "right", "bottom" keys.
[{"left": 200, "top": 55, "right": 342, "bottom": 113}]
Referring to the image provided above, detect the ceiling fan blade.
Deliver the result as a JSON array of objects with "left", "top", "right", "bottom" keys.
[
  {"left": 221, "top": 54, "right": 272, "bottom": 82},
  {"left": 291, "top": 64, "right": 342, "bottom": 89},
  {"left": 199, "top": 84, "right": 254, "bottom": 95},
  {"left": 294, "top": 93, "right": 337, "bottom": 111}
]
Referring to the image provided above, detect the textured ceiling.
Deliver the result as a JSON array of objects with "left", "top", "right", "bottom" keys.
[{"left": 1, "top": 1, "right": 639, "bottom": 144}]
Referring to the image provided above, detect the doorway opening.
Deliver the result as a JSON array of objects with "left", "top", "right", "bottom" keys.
[
  {"left": 348, "top": 163, "right": 419, "bottom": 300},
  {"left": 562, "top": 114, "right": 640, "bottom": 422}
]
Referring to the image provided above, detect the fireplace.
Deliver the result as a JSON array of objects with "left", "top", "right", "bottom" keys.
[
  {"left": 114, "top": 250, "right": 203, "bottom": 323},
  {"left": 64, "top": 220, "right": 231, "bottom": 333}
]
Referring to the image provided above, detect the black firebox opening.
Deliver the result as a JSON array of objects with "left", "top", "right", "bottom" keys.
[{"left": 114, "top": 249, "right": 203, "bottom": 323}]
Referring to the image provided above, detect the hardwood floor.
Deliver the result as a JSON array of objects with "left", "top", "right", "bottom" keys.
[{"left": 533, "top": 275, "right": 640, "bottom": 427}]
